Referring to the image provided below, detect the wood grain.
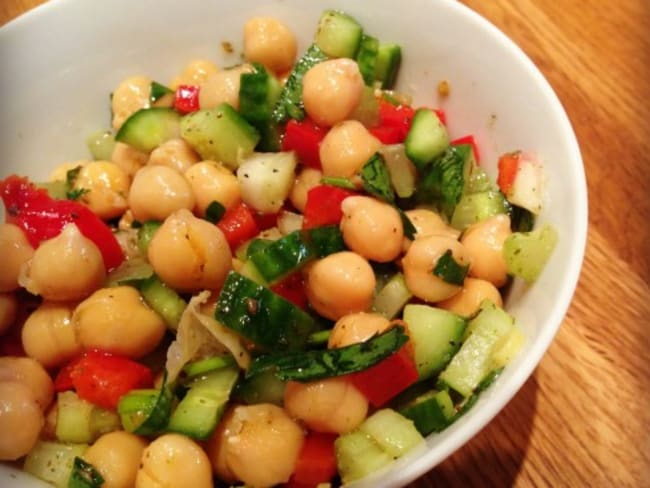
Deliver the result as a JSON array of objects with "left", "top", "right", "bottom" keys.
[{"left": 2, "top": 1, "right": 649, "bottom": 487}]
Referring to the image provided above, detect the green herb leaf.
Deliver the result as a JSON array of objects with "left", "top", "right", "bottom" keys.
[
  {"left": 320, "top": 176, "right": 357, "bottom": 190},
  {"left": 432, "top": 249, "right": 469, "bottom": 285},
  {"left": 205, "top": 201, "right": 226, "bottom": 223},
  {"left": 360, "top": 153, "right": 395, "bottom": 203},
  {"left": 247, "top": 326, "right": 409, "bottom": 381},
  {"left": 150, "top": 81, "right": 173, "bottom": 103},
  {"left": 64, "top": 166, "right": 89, "bottom": 201},
  {"left": 68, "top": 457, "right": 104, "bottom": 488},
  {"left": 399, "top": 208, "right": 417, "bottom": 240}
]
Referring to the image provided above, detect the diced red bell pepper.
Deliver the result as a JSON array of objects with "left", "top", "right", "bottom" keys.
[
  {"left": 451, "top": 134, "right": 481, "bottom": 164},
  {"left": 217, "top": 202, "right": 260, "bottom": 251},
  {"left": 252, "top": 211, "right": 278, "bottom": 231},
  {"left": 301, "top": 185, "right": 356, "bottom": 230},
  {"left": 433, "top": 108, "right": 447, "bottom": 126},
  {"left": 287, "top": 432, "right": 338, "bottom": 487},
  {"left": 349, "top": 345, "right": 419, "bottom": 407},
  {"left": 497, "top": 151, "right": 522, "bottom": 194},
  {"left": 281, "top": 118, "right": 327, "bottom": 169},
  {"left": 369, "top": 124, "right": 405, "bottom": 145},
  {"left": 373, "top": 100, "right": 415, "bottom": 144},
  {"left": 0, "top": 175, "right": 124, "bottom": 271},
  {"left": 173, "top": 85, "right": 201, "bottom": 114},
  {"left": 270, "top": 272, "right": 308, "bottom": 309},
  {"left": 54, "top": 350, "right": 154, "bottom": 410}
]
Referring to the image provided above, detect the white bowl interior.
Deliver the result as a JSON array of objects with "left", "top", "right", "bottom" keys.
[{"left": 0, "top": 0, "right": 587, "bottom": 486}]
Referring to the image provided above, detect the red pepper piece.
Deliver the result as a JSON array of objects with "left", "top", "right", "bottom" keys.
[
  {"left": 301, "top": 185, "right": 356, "bottom": 230},
  {"left": 270, "top": 272, "right": 308, "bottom": 309},
  {"left": 369, "top": 125, "right": 405, "bottom": 145},
  {"left": 451, "top": 134, "right": 481, "bottom": 163},
  {"left": 173, "top": 85, "right": 201, "bottom": 114},
  {"left": 55, "top": 350, "right": 154, "bottom": 410},
  {"left": 217, "top": 202, "right": 260, "bottom": 251},
  {"left": 287, "top": 432, "right": 338, "bottom": 487},
  {"left": 0, "top": 175, "right": 124, "bottom": 271},
  {"left": 497, "top": 151, "right": 522, "bottom": 194},
  {"left": 281, "top": 118, "right": 327, "bottom": 169},
  {"left": 349, "top": 345, "right": 419, "bottom": 407}
]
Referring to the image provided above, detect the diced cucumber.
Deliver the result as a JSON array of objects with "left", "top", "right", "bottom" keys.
[
  {"left": 356, "top": 34, "right": 379, "bottom": 85},
  {"left": 315, "top": 10, "right": 363, "bottom": 59},
  {"left": 359, "top": 409, "right": 423, "bottom": 459},
  {"left": 405, "top": 108, "right": 449, "bottom": 168},
  {"left": 398, "top": 389, "right": 455, "bottom": 435},
  {"left": 167, "top": 366, "right": 239, "bottom": 440},
  {"left": 335, "top": 430, "right": 392, "bottom": 485},
  {"left": 115, "top": 107, "right": 181, "bottom": 153},
  {"left": 491, "top": 326, "right": 525, "bottom": 369},
  {"left": 117, "top": 383, "right": 173, "bottom": 436},
  {"left": 182, "top": 354, "right": 236, "bottom": 378},
  {"left": 56, "top": 391, "right": 120, "bottom": 444},
  {"left": 105, "top": 257, "right": 154, "bottom": 287},
  {"left": 239, "top": 63, "right": 283, "bottom": 151},
  {"left": 23, "top": 441, "right": 88, "bottom": 488},
  {"left": 438, "top": 300, "right": 515, "bottom": 397},
  {"left": 375, "top": 43, "right": 402, "bottom": 89},
  {"left": 234, "top": 369, "right": 287, "bottom": 406},
  {"left": 86, "top": 129, "right": 115, "bottom": 161},
  {"left": 466, "top": 165, "right": 497, "bottom": 194},
  {"left": 450, "top": 190, "right": 509, "bottom": 230},
  {"left": 137, "top": 220, "right": 162, "bottom": 254},
  {"left": 403, "top": 304, "right": 467, "bottom": 379},
  {"left": 503, "top": 223, "right": 558, "bottom": 283},
  {"left": 373, "top": 272, "right": 412, "bottom": 319},
  {"left": 37, "top": 180, "right": 67, "bottom": 200},
  {"left": 236, "top": 151, "right": 297, "bottom": 213},
  {"left": 138, "top": 275, "right": 187, "bottom": 331},
  {"left": 69, "top": 457, "right": 104, "bottom": 488},
  {"left": 180, "top": 104, "right": 260, "bottom": 169},
  {"left": 380, "top": 144, "right": 417, "bottom": 198},
  {"left": 150, "top": 81, "right": 173, "bottom": 104},
  {"left": 349, "top": 85, "right": 380, "bottom": 127}
]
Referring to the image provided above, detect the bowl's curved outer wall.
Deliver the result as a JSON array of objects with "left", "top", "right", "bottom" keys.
[{"left": 0, "top": 1, "right": 587, "bottom": 487}]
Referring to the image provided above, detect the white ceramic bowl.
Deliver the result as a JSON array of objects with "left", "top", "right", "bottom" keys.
[{"left": 0, "top": 0, "right": 587, "bottom": 486}]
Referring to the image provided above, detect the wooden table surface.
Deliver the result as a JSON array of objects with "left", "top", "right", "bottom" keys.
[{"left": 2, "top": 1, "right": 649, "bottom": 487}]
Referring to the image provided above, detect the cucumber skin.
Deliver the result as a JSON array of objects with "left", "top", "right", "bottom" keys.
[
  {"left": 315, "top": 10, "right": 363, "bottom": 59},
  {"left": 115, "top": 107, "right": 181, "bottom": 153},
  {"left": 405, "top": 108, "right": 449, "bottom": 168},
  {"left": 357, "top": 35, "right": 379, "bottom": 85}
]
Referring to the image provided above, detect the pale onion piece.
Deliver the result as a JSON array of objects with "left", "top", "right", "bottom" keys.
[
  {"left": 276, "top": 210, "right": 303, "bottom": 235},
  {"left": 236, "top": 152, "right": 297, "bottom": 214}
]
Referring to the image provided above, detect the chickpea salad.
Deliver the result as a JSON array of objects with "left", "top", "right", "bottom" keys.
[{"left": 0, "top": 9, "right": 557, "bottom": 488}]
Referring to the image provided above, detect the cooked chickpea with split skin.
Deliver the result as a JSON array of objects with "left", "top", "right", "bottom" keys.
[
  {"left": 306, "top": 251, "right": 376, "bottom": 321},
  {"left": 302, "top": 58, "right": 365, "bottom": 127},
  {"left": 111, "top": 75, "right": 152, "bottom": 130},
  {"left": 0, "top": 356, "right": 54, "bottom": 411},
  {"left": 169, "top": 59, "right": 219, "bottom": 90},
  {"left": 461, "top": 214, "right": 512, "bottom": 287},
  {"left": 319, "top": 119, "right": 381, "bottom": 177},
  {"left": 128, "top": 165, "right": 195, "bottom": 222},
  {"left": 0, "top": 381, "right": 44, "bottom": 461},
  {"left": 185, "top": 160, "right": 241, "bottom": 216},
  {"left": 0, "top": 292, "right": 17, "bottom": 335},
  {"left": 111, "top": 141, "right": 149, "bottom": 179},
  {"left": 402, "top": 234, "right": 472, "bottom": 302},
  {"left": 243, "top": 17, "right": 298, "bottom": 74},
  {"left": 208, "top": 403, "right": 305, "bottom": 487},
  {"left": 21, "top": 301, "right": 82, "bottom": 368},
  {"left": 72, "top": 160, "right": 130, "bottom": 220},
  {"left": 437, "top": 277, "right": 503, "bottom": 317},
  {"left": 147, "top": 208, "right": 232, "bottom": 292},
  {"left": 340, "top": 195, "right": 404, "bottom": 262},
  {"left": 199, "top": 64, "right": 254, "bottom": 110},
  {"left": 284, "top": 377, "right": 368, "bottom": 434},
  {"left": 0, "top": 222, "right": 35, "bottom": 292},
  {"left": 147, "top": 138, "right": 201, "bottom": 174},
  {"left": 19, "top": 223, "right": 106, "bottom": 302},
  {"left": 328, "top": 312, "right": 392, "bottom": 349},
  {"left": 403, "top": 208, "right": 460, "bottom": 251},
  {"left": 289, "top": 166, "right": 322, "bottom": 212},
  {"left": 136, "top": 433, "right": 213, "bottom": 488},
  {"left": 73, "top": 286, "right": 166, "bottom": 358},
  {"left": 84, "top": 431, "right": 147, "bottom": 488}
]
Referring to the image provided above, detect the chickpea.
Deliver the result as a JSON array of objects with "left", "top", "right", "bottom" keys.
[
  {"left": 319, "top": 120, "right": 381, "bottom": 178},
  {"left": 207, "top": 404, "right": 304, "bottom": 487},
  {"left": 284, "top": 377, "right": 368, "bottom": 434},
  {"left": 111, "top": 75, "right": 151, "bottom": 130},
  {"left": 328, "top": 312, "right": 392, "bottom": 349},
  {"left": 306, "top": 251, "right": 375, "bottom": 321},
  {"left": 128, "top": 165, "right": 195, "bottom": 222},
  {"left": 136, "top": 434, "right": 212, "bottom": 488},
  {"left": 0, "top": 356, "right": 53, "bottom": 410},
  {"left": 340, "top": 196, "right": 403, "bottom": 262},
  {"left": 147, "top": 138, "right": 201, "bottom": 174},
  {"left": 0, "top": 223, "right": 35, "bottom": 292},
  {"left": 84, "top": 431, "right": 147, "bottom": 488},
  {"left": 199, "top": 64, "right": 254, "bottom": 110},
  {"left": 0, "top": 381, "right": 43, "bottom": 460},
  {"left": 461, "top": 214, "right": 512, "bottom": 287},
  {"left": 437, "top": 278, "right": 503, "bottom": 317},
  {"left": 21, "top": 301, "right": 80, "bottom": 368},
  {"left": 169, "top": 59, "right": 220, "bottom": 90},
  {"left": 185, "top": 161, "right": 241, "bottom": 216},
  {"left": 148, "top": 209, "right": 232, "bottom": 292},
  {"left": 302, "top": 58, "right": 364, "bottom": 127},
  {"left": 0, "top": 292, "right": 17, "bottom": 335},
  {"left": 402, "top": 234, "right": 471, "bottom": 302},
  {"left": 72, "top": 160, "right": 130, "bottom": 220},
  {"left": 48, "top": 160, "right": 88, "bottom": 182},
  {"left": 19, "top": 224, "right": 105, "bottom": 302},
  {"left": 111, "top": 142, "right": 148, "bottom": 179},
  {"left": 73, "top": 286, "right": 166, "bottom": 358},
  {"left": 243, "top": 17, "right": 297, "bottom": 74},
  {"left": 289, "top": 167, "right": 322, "bottom": 212},
  {"left": 403, "top": 208, "right": 460, "bottom": 251}
]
